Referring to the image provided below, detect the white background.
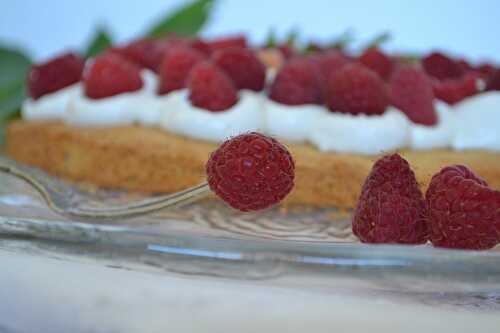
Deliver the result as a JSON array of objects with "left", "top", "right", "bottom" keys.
[{"left": 1, "top": 0, "right": 500, "bottom": 62}]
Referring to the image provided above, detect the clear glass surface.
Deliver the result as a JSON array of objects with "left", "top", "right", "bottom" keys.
[{"left": 0, "top": 161, "right": 499, "bottom": 310}]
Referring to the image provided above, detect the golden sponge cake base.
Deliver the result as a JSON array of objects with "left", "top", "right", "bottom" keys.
[{"left": 6, "top": 120, "right": 500, "bottom": 208}]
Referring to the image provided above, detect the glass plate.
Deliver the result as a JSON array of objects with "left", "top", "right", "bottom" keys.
[{"left": 0, "top": 161, "right": 499, "bottom": 304}]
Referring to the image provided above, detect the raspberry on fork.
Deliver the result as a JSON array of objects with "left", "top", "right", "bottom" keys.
[{"left": 206, "top": 132, "right": 295, "bottom": 211}]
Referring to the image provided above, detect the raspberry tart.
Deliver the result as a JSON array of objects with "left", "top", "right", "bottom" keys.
[{"left": 7, "top": 35, "right": 500, "bottom": 209}]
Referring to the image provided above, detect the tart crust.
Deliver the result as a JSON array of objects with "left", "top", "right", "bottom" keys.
[{"left": 6, "top": 120, "right": 500, "bottom": 208}]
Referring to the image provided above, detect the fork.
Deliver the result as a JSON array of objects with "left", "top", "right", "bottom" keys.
[{"left": 0, "top": 156, "right": 210, "bottom": 220}]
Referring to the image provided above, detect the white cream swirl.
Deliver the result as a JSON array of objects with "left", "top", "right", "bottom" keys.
[
  {"left": 308, "top": 107, "right": 411, "bottom": 154},
  {"left": 452, "top": 91, "right": 500, "bottom": 151},
  {"left": 160, "top": 90, "right": 264, "bottom": 142}
]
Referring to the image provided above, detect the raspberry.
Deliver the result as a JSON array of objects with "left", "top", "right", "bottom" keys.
[
  {"left": 212, "top": 48, "right": 266, "bottom": 91},
  {"left": 187, "top": 61, "right": 238, "bottom": 111},
  {"left": 325, "top": 63, "right": 388, "bottom": 115},
  {"left": 312, "top": 50, "right": 352, "bottom": 84},
  {"left": 190, "top": 38, "right": 211, "bottom": 56},
  {"left": 486, "top": 69, "right": 500, "bottom": 91},
  {"left": 433, "top": 73, "right": 479, "bottom": 105},
  {"left": 359, "top": 47, "right": 393, "bottom": 80},
  {"left": 277, "top": 45, "right": 296, "bottom": 59},
  {"left": 84, "top": 53, "right": 143, "bottom": 99},
  {"left": 477, "top": 63, "right": 496, "bottom": 81},
  {"left": 110, "top": 38, "right": 166, "bottom": 71},
  {"left": 27, "top": 52, "right": 85, "bottom": 100},
  {"left": 352, "top": 154, "right": 429, "bottom": 244},
  {"left": 426, "top": 165, "right": 500, "bottom": 250},
  {"left": 207, "top": 35, "right": 247, "bottom": 52},
  {"left": 206, "top": 132, "right": 295, "bottom": 211},
  {"left": 157, "top": 46, "right": 205, "bottom": 95},
  {"left": 422, "top": 52, "right": 464, "bottom": 80},
  {"left": 269, "top": 58, "right": 322, "bottom": 105},
  {"left": 389, "top": 66, "right": 437, "bottom": 125}
]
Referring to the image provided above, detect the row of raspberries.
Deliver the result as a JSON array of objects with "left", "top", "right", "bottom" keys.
[
  {"left": 270, "top": 48, "right": 499, "bottom": 126},
  {"left": 353, "top": 154, "right": 500, "bottom": 250},
  {"left": 27, "top": 35, "right": 500, "bottom": 122}
]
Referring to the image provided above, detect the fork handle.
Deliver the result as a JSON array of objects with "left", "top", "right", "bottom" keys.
[
  {"left": 65, "top": 181, "right": 211, "bottom": 219},
  {"left": 0, "top": 156, "right": 211, "bottom": 220}
]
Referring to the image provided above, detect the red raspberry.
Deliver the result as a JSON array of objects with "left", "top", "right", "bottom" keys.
[
  {"left": 207, "top": 35, "right": 247, "bottom": 52},
  {"left": 326, "top": 63, "right": 388, "bottom": 115},
  {"left": 277, "top": 45, "right": 296, "bottom": 59},
  {"left": 433, "top": 73, "right": 479, "bottom": 105},
  {"left": 477, "top": 63, "right": 496, "bottom": 81},
  {"left": 157, "top": 46, "right": 205, "bottom": 95},
  {"left": 110, "top": 38, "right": 166, "bottom": 71},
  {"left": 187, "top": 61, "right": 238, "bottom": 111},
  {"left": 352, "top": 154, "right": 429, "bottom": 244},
  {"left": 269, "top": 58, "right": 322, "bottom": 105},
  {"left": 190, "top": 38, "right": 211, "bottom": 56},
  {"left": 422, "top": 52, "right": 464, "bottom": 80},
  {"left": 206, "top": 132, "right": 295, "bottom": 211},
  {"left": 389, "top": 66, "right": 437, "bottom": 125},
  {"left": 312, "top": 50, "right": 352, "bottom": 84},
  {"left": 457, "top": 58, "right": 473, "bottom": 72},
  {"left": 359, "top": 47, "right": 394, "bottom": 80},
  {"left": 160, "top": 35, "right": 212, "bottom": 56},
  {"left": 426, "top": 165, "right": 500, "bottom": 250},
  {"left": 84, "top": 53, "right": 143, "bottom": 99},
  {"left": 212, "top": 48, "right": 266, "bottom": 91},
  {"left": 486, "top": 68, "right": 500, "bottom": 91},
  {"left": 27, "top": 52, "right": 85, "bottom": 100}
]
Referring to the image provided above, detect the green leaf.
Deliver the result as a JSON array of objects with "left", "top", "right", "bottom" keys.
[
  {"left": 397, "top": 52, "right": 421, "bottom": 65},
  {"left": 0, "top": 47, "right": 31, "bottom": 91},
  {"left": 264, "top": 29, "right": 277, "bottom": 48},
  {"left": 85, "top": 28, "right": 113, "bottom": 58},
  {"left": 284, "top": 28, "right": 299, "bottom": 47},
  {"left": 328, "top": 29, "right": 355, "bottom": 50},
  {"left": 146, "top": 0, "right": 215, "bottom": 38},
  {"left": 364, "top": 32, "right": 391, "bottom": 49},
  {"left": 0, "top": 46, "right": 31, "bottom": 144}
]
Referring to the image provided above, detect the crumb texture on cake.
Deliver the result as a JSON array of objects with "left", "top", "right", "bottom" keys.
[{"left": 6, "top": 120, "right": 500, "bottom": 208}]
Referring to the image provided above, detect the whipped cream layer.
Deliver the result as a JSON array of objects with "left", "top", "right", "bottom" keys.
[
  {"left": 265, "top": 100, "right": 323, "bottom": 143},
  {"left": 22, "top": 68, "right": 500, "bottom": 155},
  {"left": 66, "top": 70, "right": 160, "bottom": 126},
  {"left": 22, "top": 84, "right": 81, "bottom": 121},
  {"left": 452, "top": 92, "right": 500, "bottom": 151},
  {"left": 309, "top": 107, "right": 411, "bottom": 154},
  {"left": 160, "top": 90, "right": 264, "bottom": 142},
  {"left": 410, "top": 101, "right": 455, "bottom": 150}
]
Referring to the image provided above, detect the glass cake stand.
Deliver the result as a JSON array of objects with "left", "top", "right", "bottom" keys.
[{"left": 0, "top": 157, "right": 499, "bottom": 310}]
